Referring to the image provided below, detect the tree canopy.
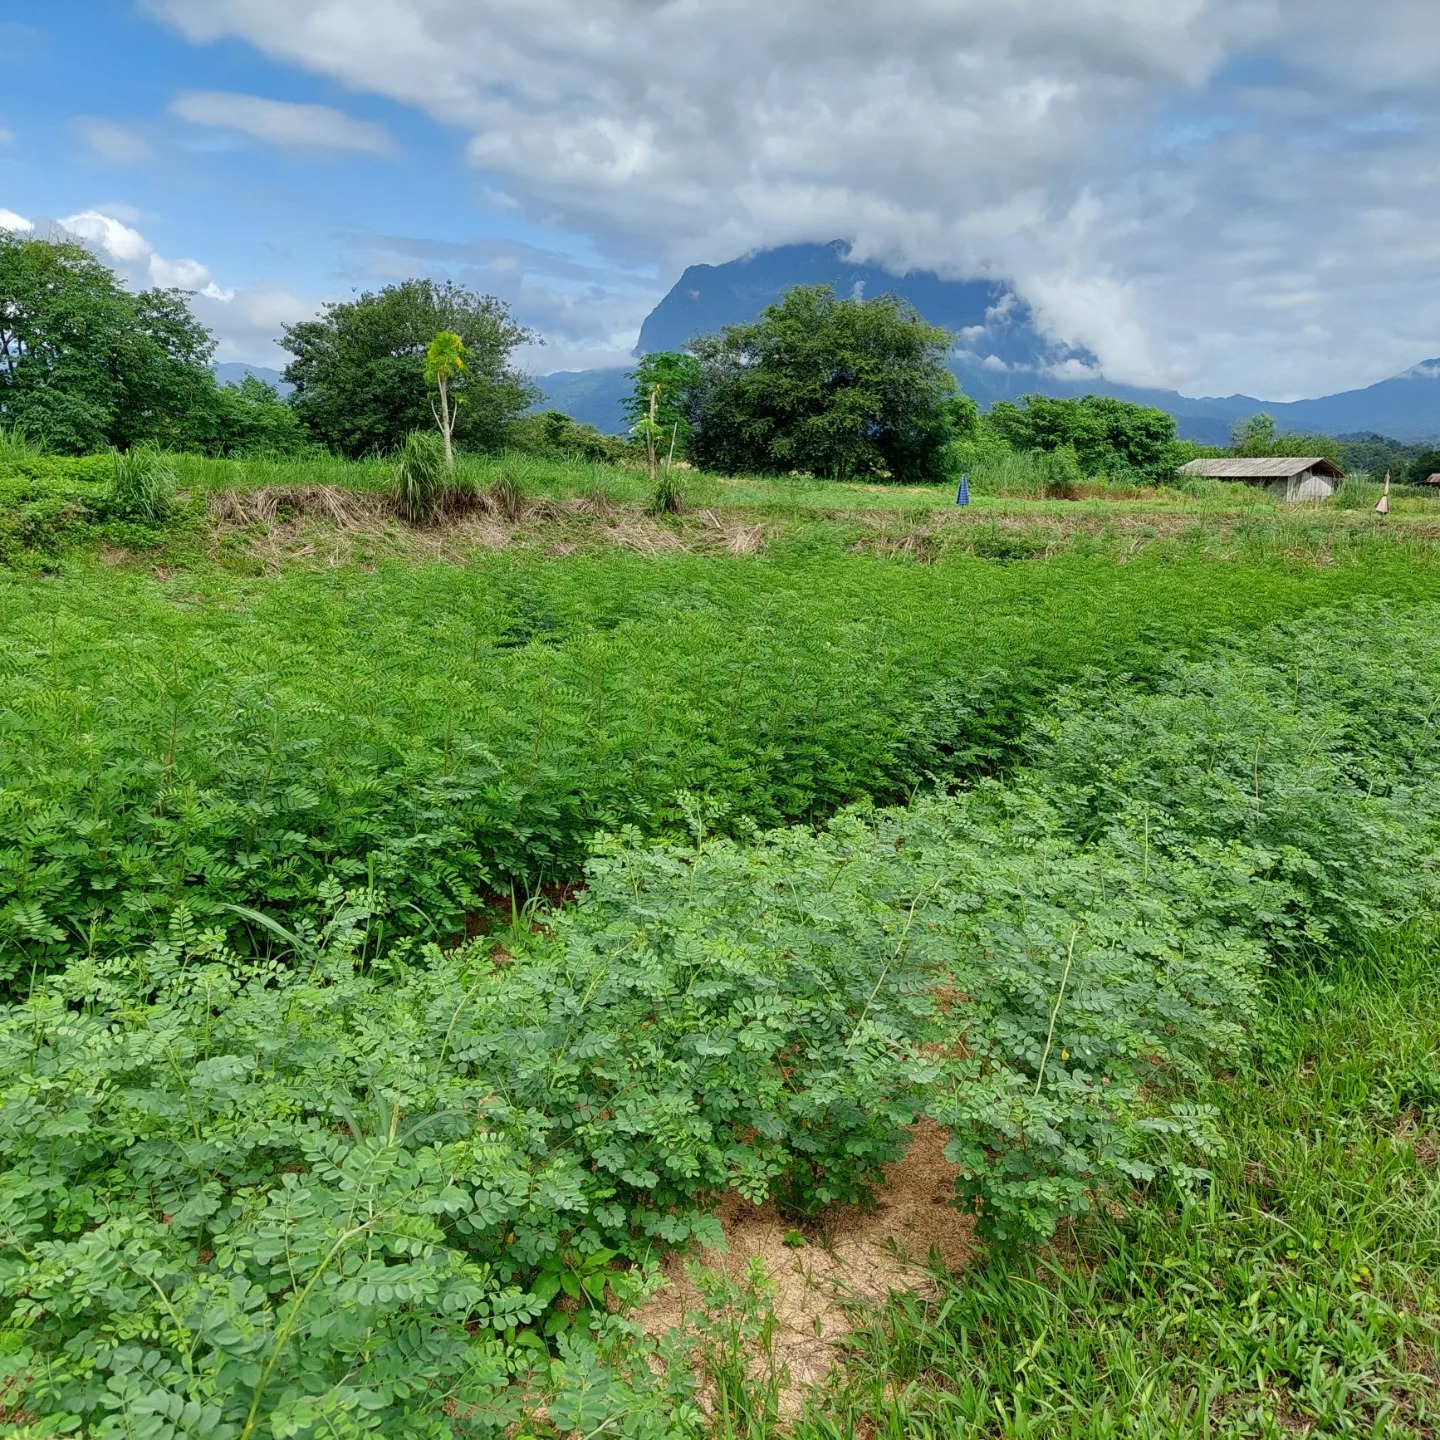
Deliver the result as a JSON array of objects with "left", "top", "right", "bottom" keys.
[
  {"left": 684, "top": 284, "right": 960, "bottom": 483},
  {"left": 983, "top": 393, "right": 1179, "bottom": 481},
  {"left": 0, "top": 231, "right": 305, "bottom": 456},
  {"left": 1, "top": 232, "right": 213, "bottom": 453},
  {"left": 623, "top": 352, "right": 702, "bottom": 455},
  {"left": 1231, "top": 411, "right": 1342, "bottom": 466},
  {"left": 281, "top": 280, "right": 537, "bottom": 458}
]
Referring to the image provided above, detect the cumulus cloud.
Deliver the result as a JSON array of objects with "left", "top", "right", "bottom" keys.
[
  {"left": 59, "top": 209, "right": 235, "bottom": 301},
  {"left": 200, "top": 286, "right": 319, "bottom": 365},
  {"left": 342, "top": 230, "right": 660, "bottom": 373},
  {"left": 171, "top": 90, "right": 395, "bottom": 155},
  {"left": 74, "top": 117, "right": 154, "bottom": 164},
  {"left": 141, "top": 0, "right": 1440, "bottom": 395},
  {"left": 0, "top": 207, "right": 32, "bottom": 232}
]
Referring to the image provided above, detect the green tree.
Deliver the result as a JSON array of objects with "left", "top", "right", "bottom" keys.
[
  {"left": 983, "top": 394, "right": 1179, "bottom": 480},
  {"left": 1408, "top": 447, "right": 1440, "bottom": 484},
  {"left": 623, "top": 351, "right": 701, "bottom": 472},
  {"left": 202, "top": 375, "right": 308, "bottom": 457},
  {"left": 281, "top": 279, "right": 537, "bottom": 458},
  {"left": 424, "top": 329, "right": 468, "bottom": 465},
  {"left": 0, "top": 232, "right": 219, "bottom": 454},
  {"left": 1231, "top": 410, "right": 1342, "bottom": 465},
  {"left": 1232, "top": 412, "right": 1278, "bottom": 455},
  {"left": 686, "top": 285, "right": 959, "bottom": 483}
]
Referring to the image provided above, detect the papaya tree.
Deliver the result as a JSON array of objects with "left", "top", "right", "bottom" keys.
[{"left": 425, "top": 330, "right": 467, "bottom": 465}]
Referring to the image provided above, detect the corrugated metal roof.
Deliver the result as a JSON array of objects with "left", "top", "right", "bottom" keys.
[{"left": 1178, "top": 457, "right": 1345, "bottom": 480}]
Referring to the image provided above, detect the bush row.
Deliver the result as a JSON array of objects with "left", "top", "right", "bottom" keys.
[
  {"left": 2, "top": 602, "right": 1439, "bottom": 1434},
  {"left": 3, "top": 550, "right": 1433, "bottom": 987}
]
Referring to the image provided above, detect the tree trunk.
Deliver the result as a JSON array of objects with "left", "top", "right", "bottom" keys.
[
  {"left": 439, "top": 376, "right": 454, "bottom": 466},
  {"left": 647, "top": 385, "right": 659, "bottom": 483}
]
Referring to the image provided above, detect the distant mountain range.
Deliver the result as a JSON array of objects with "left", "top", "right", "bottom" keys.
[{"left": 536, "top": 242, "right": 1440, "bottom": 443}]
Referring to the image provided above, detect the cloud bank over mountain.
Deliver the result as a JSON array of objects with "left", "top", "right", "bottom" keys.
[{"left": 141, "top": 0, "right": 1440, "bottom": 399}]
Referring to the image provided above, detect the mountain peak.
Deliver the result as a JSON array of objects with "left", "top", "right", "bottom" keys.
[
  {"left": 537, "top": 242, "right": 1440, "bottom": 443},
  {"left": 635, "top": 240, "right": 1093, "bottom": 379}
]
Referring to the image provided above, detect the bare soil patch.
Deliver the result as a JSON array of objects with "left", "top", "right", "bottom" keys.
[{"left": 635, "top": 1121, "right": 972, "bottom": 1415}]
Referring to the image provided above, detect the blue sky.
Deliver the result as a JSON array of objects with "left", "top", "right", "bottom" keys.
[
  {"left": 4, "top": 3, "right": 1439, "bottom": 398},
  {"left": 1, "top": 8, "right": 661, "bottom": 373}
]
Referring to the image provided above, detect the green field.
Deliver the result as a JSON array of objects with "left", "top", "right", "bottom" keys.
[{"left": 1, "top": 454, "right": 1437, "bottom": 1438}]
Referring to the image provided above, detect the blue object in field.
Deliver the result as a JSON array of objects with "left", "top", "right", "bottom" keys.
[{"left": 956, "top": 473, "right": 970, "bottom": 506}]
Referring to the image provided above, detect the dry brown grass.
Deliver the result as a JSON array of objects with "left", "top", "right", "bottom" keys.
[{"left": 206, "top": 484, "right": 771, "bottom": 569}]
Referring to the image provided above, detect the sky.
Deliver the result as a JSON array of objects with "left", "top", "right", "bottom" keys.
[{"left": 3, "top": 2, "right": 1439, "bottom": 400}]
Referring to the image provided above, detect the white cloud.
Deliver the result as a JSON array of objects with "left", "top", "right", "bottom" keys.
[
  {"left": 171, "top": 90, "right": 394, "bottom": 155},
  {"left": 74, "top": 117, "right": 154, "bottom": 164},
  {"left": 141, "top": 0, "right": 1440, "bottom": 396},
  {"left": 342, "top": 230, "right": 660, "bottom": 373},
  {"left": 200, "top": 286, "right": 318, "bottom": 365},
  {"left": 0, "top": 207, "right": 32, "bottom": 232},
  {"left": 60, "top": 209, "right": 235, "bottom": 301}
]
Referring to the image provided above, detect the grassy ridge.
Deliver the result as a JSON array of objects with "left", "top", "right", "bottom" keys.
[{"left": 5, "top": 540, "right": 1440, "bottom": 981}]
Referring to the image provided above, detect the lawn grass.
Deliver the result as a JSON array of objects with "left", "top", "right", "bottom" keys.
[{"left": 784, "top": 933, "right": 1440, "bottom": 1439}]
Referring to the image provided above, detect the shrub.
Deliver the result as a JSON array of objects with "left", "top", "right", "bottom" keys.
[
  {"left": 510, "top": 410, "right": 630, "bottom": 464},
  {"left": 103, "top": 445, "right": 175, "bottom": 524}
]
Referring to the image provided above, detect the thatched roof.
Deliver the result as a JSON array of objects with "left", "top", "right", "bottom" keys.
[{"left": 1178, "top": 457, "right": 1345, "bottom": 480}]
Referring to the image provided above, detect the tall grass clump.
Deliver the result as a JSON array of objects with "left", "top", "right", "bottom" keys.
[
  {"left": 103, "top": 445, "right": 175, "bottom": 524},
  {"left": 1333, "top": 472, "right": 1382, "bottom": 509},
  {"left": 0, "top": 425, "right": 44, "bottom": 467},
  {"left": 390, "top": 429, "right": 451, "bottom": 522},
  {"left": 646, "top": 463, "right": 685, "bottom": 516}
]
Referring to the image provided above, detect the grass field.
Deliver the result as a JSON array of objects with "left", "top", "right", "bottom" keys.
[{"left": 1, "top": 449, "right": 1437, "bottom": 1437}]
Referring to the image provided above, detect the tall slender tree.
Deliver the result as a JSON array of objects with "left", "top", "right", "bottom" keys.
[{"left": 424, "top": 330, "right": 468, "bottom": 466}]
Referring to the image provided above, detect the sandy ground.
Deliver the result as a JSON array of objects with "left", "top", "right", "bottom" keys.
[{"left": 634, "top": 1121, "right": 974, "bottom": 1414}]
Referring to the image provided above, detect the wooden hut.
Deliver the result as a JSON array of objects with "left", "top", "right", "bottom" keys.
[{"left": 1177, "top": 456, "right": 1346, "bottom": 501}]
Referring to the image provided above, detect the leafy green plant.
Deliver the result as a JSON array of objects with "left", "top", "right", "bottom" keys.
[
  {"left": 390, "top": 428, "right": 451, "bottom": 522},
  {"left": 6, "top": 598, "right": 1440, "bottom": 1431},
  {"left": 3, "top": 533, "right": 1438, "bottom": 982},
  {"left": 785, "top": 933, "right": 1440, "bottom": 1440},
  {"left": 103, "top": 444, "right": 175, "bottom": 524}
]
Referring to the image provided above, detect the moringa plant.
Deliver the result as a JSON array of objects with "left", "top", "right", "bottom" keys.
[{"left": 425, "top": 329, "right": 468, "bottom": 466}]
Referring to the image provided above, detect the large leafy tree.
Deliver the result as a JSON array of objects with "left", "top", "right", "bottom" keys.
[
  {"left": 1230, "top": 410, "right": 1343, "bottom": 466},
  {"left": 281, "top": 279, "right": 537, "bottom": 457},
  {"left": 0, "top": 231, "right": 219, "bottom": 454},
  {"left": 685, "top": 284, "right": 959, "bottom": 483},
  {"left": 984, "top": 393, "right": 1180, "bottom": 480}
]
